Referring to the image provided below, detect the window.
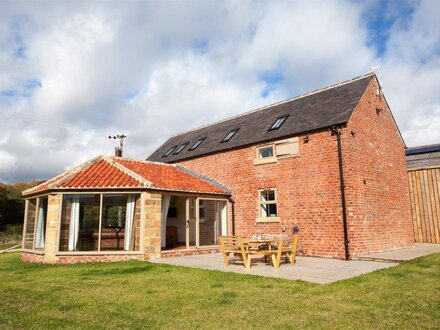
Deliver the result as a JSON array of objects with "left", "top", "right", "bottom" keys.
[
  {"left": 23, "top": 199, "right": 37, "bottom": 249},
  {"left": 163, "top": 146, "right": 178, "bottom": 157},
  {"left": 59, "top": 194, "right": 140, "bottom": 252},
  {"left": 258, "top": 146, "right": 274, "bottom": 159},
  {"left": 254, "top": 137, "right": 299, "bottom": 165},
  {"left": 189, "top": 199, "right": 206, "bottom": 224},
  {"left": 259, "top": 189, "right": 278, "bottom": 218},
  {"left": 173, "top": 143, "right": 188, "bottom": 155},
  {"left": 269, "top": 115, "right": 288, "bottom": 131},
  {"left": 23, "top": 197, "right": 48, "bottom": 250},
  {"left": 221, "top": 129, "right": 239, "bottom": 143},
  {"left": 189, "top": 138, "right": 205, "bottom": 151}
]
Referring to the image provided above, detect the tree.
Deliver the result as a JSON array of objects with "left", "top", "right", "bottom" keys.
[{"left": 0, "top": 181, "right": 42, "bottom": 231}]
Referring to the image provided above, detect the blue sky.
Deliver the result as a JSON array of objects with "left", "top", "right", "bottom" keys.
[{"left": 0, "top": 0, "right": 439, "bottom": 183}]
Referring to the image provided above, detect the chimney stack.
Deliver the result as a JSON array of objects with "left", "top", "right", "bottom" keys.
[{"left": 108, "top": 134, "right": 127, "bottom": 157}]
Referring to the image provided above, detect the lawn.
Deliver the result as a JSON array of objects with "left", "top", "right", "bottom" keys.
[{"left": 1, "top": 253, "right": 439, "bottom": 329}]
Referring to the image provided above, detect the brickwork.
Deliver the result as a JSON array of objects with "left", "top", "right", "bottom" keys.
[
  {"left": 179, "top": 130, "right": 346, "bottom": 258},
  {"left": 21, "top": 251, "right": 45, "bottom": 263},
  {"left": 177, "top": 78, "right": 414, "bottom": 259},
  {"left": 161, "top": 247, "right": 220, "bottom": 258},
  {"left": 342, "top": 79, "right": 414, "bottom": 255},
  {"left": 55, "top": 254, "right": 144, "bottom": 264}
]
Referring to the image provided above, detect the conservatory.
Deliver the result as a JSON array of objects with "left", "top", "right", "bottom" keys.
[{"left": 21, "top": 156, "right": 230, "bottom": 264}]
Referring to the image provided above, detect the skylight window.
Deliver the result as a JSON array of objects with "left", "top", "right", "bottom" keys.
[
  {"left": 189, "top": 138, "right": 206, "bottom": 151},
  {"left": 162, "top": 146, "right": 178, "bottom": 157},
  {"left": 221, "top": 129, "right": 239, "bottom": 143},
  {"left": 173, "top": 143, "right": 188, "bottom": 155},
  {"left": 269, "top": 115, "right": 288, "bottom": 131}
]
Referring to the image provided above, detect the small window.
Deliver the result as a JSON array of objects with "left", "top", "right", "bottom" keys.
[
  {"left": 259, "top": 189, "right": 277, "bottom": 218},
  {"left": 189, "top": 138, "right": 205, "bottom": 151},
  {"left": 173, "top": 143, "right": 188, "bottom": 155},
  {"left": 221, "top": 129, "right": 239, "bottom": 143},
  {"left": 163, "top": 146, "right": 178, "bottom": 157},
  {"left": 258, "top": 146, "right": 274, "bottom": 159},
  {"left": 269, "top": 115, "right": 288, "bottom": 131}
]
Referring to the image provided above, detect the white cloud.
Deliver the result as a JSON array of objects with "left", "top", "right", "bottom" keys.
[{"left": 0, "top": 0, "right": 439, "bottom": 182}]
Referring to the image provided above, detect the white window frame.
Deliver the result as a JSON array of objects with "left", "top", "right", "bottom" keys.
[{"left": 256, "top": 188, "right": 281, "bottom": 223}]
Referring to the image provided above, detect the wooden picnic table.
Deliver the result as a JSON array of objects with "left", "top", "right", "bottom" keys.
[{"left": 219, "top": 235, "right": 299, "bottom": 269}]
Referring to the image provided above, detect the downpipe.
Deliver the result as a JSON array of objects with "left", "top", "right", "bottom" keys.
[{"left": 332, "top": 125, "right": 350, "bottom": 260}]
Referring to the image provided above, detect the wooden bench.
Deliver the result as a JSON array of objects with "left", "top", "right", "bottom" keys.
[{"left": 219, "top": 236, "right": 250, "bottom": 268}]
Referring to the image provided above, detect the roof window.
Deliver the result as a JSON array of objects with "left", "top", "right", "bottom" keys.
[
  {"left": 221, "top": 129, "right": 239, "bottom": 143},
  {"left": 189, "top": 138, "right": 206, "bottom": 151},
  {"left": 173, "top": 143, "right": 188, "bottom": 155},
  {"left": 162, "top": 146, "right": 178, "bottom": 157},
  {"left": 269, "top": 115, "right": 288, "bottom": 131}
]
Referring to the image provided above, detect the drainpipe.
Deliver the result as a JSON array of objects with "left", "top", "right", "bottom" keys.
[
  {"left": 229, "top": 198, "right": 235, "bottom": 236},
  {"left": 332, "top": 125, "right": 350, "bottom": 260}
]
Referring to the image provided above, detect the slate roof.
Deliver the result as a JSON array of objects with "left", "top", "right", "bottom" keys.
[
  {"left": 147, "top": 73, "right": 375, "bottom": 163},
  {"left": 23, "top": 156, "right": 229, "bottom": 197},
  {"left": 406, "top": 143, "right": 440, "bottom": 170}
]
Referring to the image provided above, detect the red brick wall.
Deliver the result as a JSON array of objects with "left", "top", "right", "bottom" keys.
[
  {"left": 177, "top": 78, "right": 414, "bottom": 259},
  {"left": 342, "top": 78, "right": 414, "bottom": 255},
  {"left": 178, "top": 130, "right": 346, "bottom": 258},
  {"left": 55, "top": 254, "right": 144, "bottom": 264},
  {"left": 21, "top": 252, "right": 45, "bottom": 263}
]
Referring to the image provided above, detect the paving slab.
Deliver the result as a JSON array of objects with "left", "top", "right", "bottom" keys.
[
  {"left": 150, "top": 254, "right": 396, "bottom": 284},
  {"left": 358, "top": 243, "right": 440, "bottom": 262}
]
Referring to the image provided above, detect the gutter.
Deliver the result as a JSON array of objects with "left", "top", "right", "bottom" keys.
[{"left": 332, "top": 125, "right": 350, "bottom": 260}]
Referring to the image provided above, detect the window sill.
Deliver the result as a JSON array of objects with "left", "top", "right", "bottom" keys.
[
  {"left": 253, "top": 157, "right": 277, "bottom": 166},
  {"left": 256, "top": 217, "right": 281, "bottom": 223}
]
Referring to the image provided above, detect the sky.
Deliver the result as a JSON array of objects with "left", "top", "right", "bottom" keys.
[{"left": 0, "top": 0, "right": 439, "bottom": 183}]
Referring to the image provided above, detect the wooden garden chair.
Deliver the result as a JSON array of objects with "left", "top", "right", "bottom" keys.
[
  {"left": 280, "top": 235, "right": 300, "bottom": 265},
  {"left": 219, "top": 236, "right": 251, "bottom": 268}
]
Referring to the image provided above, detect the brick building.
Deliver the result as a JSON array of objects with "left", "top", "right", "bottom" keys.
[
  {"left": 21, "top": 72, "right": 414, "bottom": 263},
  {"left": 148, "top": 72, "right": 414, "bottom": 259}
]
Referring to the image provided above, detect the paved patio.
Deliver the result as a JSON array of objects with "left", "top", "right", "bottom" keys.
[
  {"left": 150, "top": 254, "right": 396, "bottom": 284},
  {"left": 151, "top": 243, "right": 440, "bottom": 284},
  {"left": 358, "top": 243, "right": 440, "bottom": 262}
]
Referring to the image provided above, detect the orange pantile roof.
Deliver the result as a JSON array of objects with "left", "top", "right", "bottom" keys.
[
  {"left": 115, "top": 158, "right": 225, "bottom": 194},
  {"left": 58, "top": 159, "right": 144, "bottom": 188},
  {"left": 23, "top": 155, "right": 229, "bottom": 196}
]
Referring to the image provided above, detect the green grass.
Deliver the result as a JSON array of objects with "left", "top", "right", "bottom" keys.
[{"left": 1, "top": 253, "right": 440, "bottom": 329}]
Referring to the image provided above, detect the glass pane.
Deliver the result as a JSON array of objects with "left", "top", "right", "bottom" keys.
[
  {"left": 260, "top": 189, "right": 275, "bottom": 202},
  {"left": 199, "top": 200, "right": 215, "bottom": 246},
  {"left": 199, "top": 200, "right": 205, "bottom": 220},
  {"left": 259, "top": 146, "right": 274, "bottom": 159},
  {"left": 260, "top": 203, "right": 277, "bottom": 217},
  {"left": 59, "top": 195, "right": 100, "bottom": 252},
  {"left": 260, "top": 203, "right": 268, "bottom": 217},
  {"left": 101, "top": 194, "right": 127, "bottom": 251},
  {"left": 267, "top": 204, "right": 277, "bottom": 217},
  {"left": 23, "top": 199, "right": 37, "bottom": 249},
  {"left": 34, "top": 197, "right": 48, "bottom": 250}
]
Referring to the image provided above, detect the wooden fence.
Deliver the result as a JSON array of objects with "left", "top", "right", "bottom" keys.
[{"left": 407, "top": 167, "right": 440, "bottom": 243}]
